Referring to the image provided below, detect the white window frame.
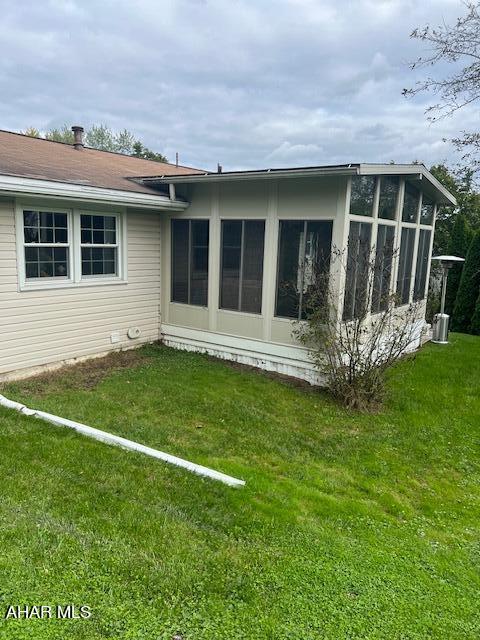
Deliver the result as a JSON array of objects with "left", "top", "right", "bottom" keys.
[
  {"left": 77, "top": 211, "right": 122, "bottom": 281},
  {"left": 15, "top": 203, "right": 128, "bottom": 291}
]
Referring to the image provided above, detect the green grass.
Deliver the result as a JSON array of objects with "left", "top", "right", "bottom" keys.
[{"left": 0, "top": 334, "right": 479, "bottom": 639}]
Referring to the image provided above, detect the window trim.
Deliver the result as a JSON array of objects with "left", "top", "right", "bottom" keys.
[{"left": 15, "top": 203, "right": 127, "bottom": 291}]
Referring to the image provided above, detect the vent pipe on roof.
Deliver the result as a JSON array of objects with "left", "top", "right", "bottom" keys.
[
  {"left": 175, "top": 152, "right": 179, "bottom": 167},
  {"left": 71, "top": 125, "right": 84, "bottom": 150}
]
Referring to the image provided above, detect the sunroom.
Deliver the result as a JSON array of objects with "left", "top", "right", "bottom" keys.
[{"left": 137, "top": 163, "right": 455, "bottom": 383}]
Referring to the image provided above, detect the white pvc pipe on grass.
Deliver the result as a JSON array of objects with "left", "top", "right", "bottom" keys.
[{"left": 0, "top": 394, "right": 245, "bottom": 488}]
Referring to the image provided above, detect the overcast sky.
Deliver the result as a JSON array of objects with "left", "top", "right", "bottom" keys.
[{"left": 0, "top": 0, "right": 476, "bottom": 170}]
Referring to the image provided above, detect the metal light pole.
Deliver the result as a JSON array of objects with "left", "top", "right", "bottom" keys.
[{"left": 431, "top": 255, "right": 465, "bottom": 344}]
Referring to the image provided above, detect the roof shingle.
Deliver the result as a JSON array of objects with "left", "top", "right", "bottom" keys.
[{"left": 0, "top": 129, "right": 203, "bottom": 194}]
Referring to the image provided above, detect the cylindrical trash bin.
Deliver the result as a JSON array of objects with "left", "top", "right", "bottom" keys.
[{"left": 432, "top": 313, "right": 449, "bottom": 344}]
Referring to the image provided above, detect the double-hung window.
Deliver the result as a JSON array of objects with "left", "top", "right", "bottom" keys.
[
  {"left": 19, "top": 207, "right": 124, "bottom": 288},
  {"left": 81, "top": 214, "right": 118, "bottom": 277},
  {"left": 22, "top": 210, "right": 71, "bottom": 280},
  {"left": 220, "top": 220, "right": 265, "bottom": 314}
]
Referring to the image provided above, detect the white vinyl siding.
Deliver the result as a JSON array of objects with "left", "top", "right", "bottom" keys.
[{"left": 0, "top": 201, "right": 160, "bottom": 377}]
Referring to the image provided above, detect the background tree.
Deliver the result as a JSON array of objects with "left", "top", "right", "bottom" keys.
[
  {"left": 84, "top": 124, "right": 116, "bottom": 151},
  {"left": 131, "top": 140, "right": 167, "bottom": 162},
  {"left": 115, "top": 129, "right": 136, "bottom": 154},
  {"left": 470, "top": 289, "right": 480, "bottom": 334},
  {"left": 430, "top": 164, "right": 480, "bottom": 252},
  {"left": 426, "top": 164, "right": 479, "bottom": 325},
  {"left": 21, "top": 123, "right": 167, "bottom": 162},
  {"left": 445, "top": 213, "right": 473, "bottom": 315},
  {"left": 452, "top": 231, "right": 480, "bottom": 332},
  {"left": 20, "top": 126, "right": 41, "bottom": 138},
  {"left": 404, "top": 2, "right": 480, "bottom": 167},
  {"left": 44, "top": 125, "right": 74, "bottom": 144}
]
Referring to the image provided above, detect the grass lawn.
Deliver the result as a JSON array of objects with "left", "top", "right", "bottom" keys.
[{"left": 0, "top": 334, "right": 479, "bottom": 639}]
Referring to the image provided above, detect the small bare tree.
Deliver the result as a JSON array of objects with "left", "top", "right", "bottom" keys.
[
  {"left": 403, "top": 2, "right": 480, "bottom": 166},
  {"left": 295, "top": 244, "right": 422, "bottom": 411}
]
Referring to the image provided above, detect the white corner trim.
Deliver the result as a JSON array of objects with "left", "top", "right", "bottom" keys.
[
  {"left": 0, "top": 174, "right": 189, "bottom": 210},
  {"left": 0, "top": 394, "right": 245, "bottom": 488}
]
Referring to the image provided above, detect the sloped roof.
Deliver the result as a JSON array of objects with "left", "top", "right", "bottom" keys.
[{"left": 0, "top": 129, "right": 203, "bottom": 194}]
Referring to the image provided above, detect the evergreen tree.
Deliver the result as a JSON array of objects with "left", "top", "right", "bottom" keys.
[
  {"left": 452, "top": 231, "right": 480, "bottom": 332},
  {"left": 470, "top": 289, "right": 480, "bottom": 335},
  {"left": 131, "top": 141, "right": 167, "bottom": 163},
  {"left": 430, "top": 165, "right": 480, "bottom": 254},
  {"left": 445, "top": 214, "right": 472, "bottom": 315}
]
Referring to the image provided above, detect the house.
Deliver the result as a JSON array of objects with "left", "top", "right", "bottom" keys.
[{"left": 0, "top": 127, "right": 456, "bottom": 383}]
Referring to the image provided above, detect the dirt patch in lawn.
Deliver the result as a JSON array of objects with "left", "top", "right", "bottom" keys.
[{"left": 1, "top": 348, "right": 151, "bottom": 396}]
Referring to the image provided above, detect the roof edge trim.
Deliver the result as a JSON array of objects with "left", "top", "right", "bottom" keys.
[
  {"left": 137, "top": 162, "right": 456, "bottom": 205},
  {"left": 0, "top": 174, "right": 189, "bottom": 210}
]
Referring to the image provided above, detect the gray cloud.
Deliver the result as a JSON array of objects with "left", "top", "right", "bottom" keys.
[{"left": 0, "top": 0, "right": 473, "bottom": 170}]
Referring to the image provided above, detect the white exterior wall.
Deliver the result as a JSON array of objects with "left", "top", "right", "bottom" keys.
[
  {"left": 0, "top": 198, "right": 161, "bottom": 380},
  {"left": 160, "top": 176, "right": 349, "bottom": 383},
  {"left": 0, "top": 171, "right": 437, "bottom": 385}
]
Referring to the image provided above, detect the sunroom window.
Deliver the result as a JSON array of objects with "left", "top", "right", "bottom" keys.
[
  {"left": 220, "top": 220, "right": 265, "bottom": 314},
  {"left": 402, "top": 183, "right": 420, "bottom": 223},
  {"left": 413, "top": 229, "right": 432, "bottom": 301},
  {"left": 420, "top": 195, "right": 434, "bottom": 225},
  {"left": 378, "top": 177, "right": 399, "bottom": 220},
  {"left": 371, "top": 224, "right": 395, "bottom": 313},
  {"left": 349, "top": 176, "right": 376, "bottom": 217},
  {"left": 275, "top": 220, "right": 333, "bottom": 320},
  {"left": 396, "top": 227, "right": 416, "bottom": 304},
  {"left": 343, "top": 221, "right": 372, "bottom": 320},
  {"left": 23, "top": 210, "right": 70, "bottom": 279},
  {"left": 171, "top": 219, "right": 209, "bottom": 306}
]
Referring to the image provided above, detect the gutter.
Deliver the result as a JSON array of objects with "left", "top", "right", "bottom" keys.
[
  {"left": 0, "top": 174, "right": 189, "bottom": 211},
  {"left": 138, "top": 162, "right": 456, "bottom": 206},
  {"left": 140, "top": 165, "right": 360, "bottom": 184}
]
